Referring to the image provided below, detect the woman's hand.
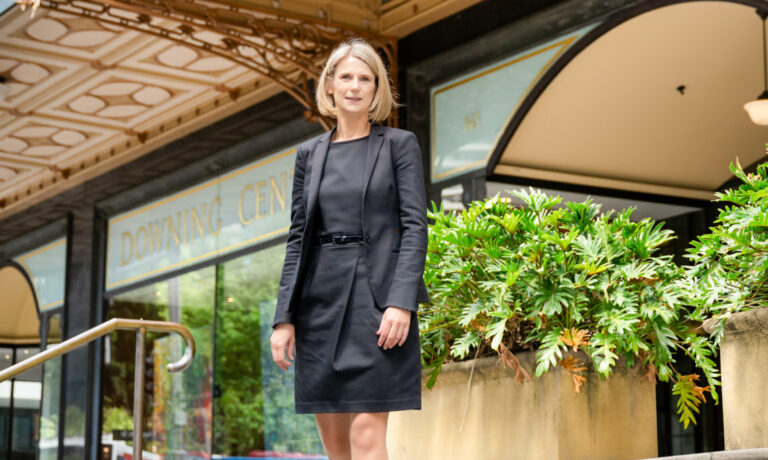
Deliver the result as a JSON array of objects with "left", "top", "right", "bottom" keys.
[
  {"left": 270, "top": 323, "right": 296, "bottom": 371},
  {"left": 377, "top": 307, "right": 411, "bottom": 350}
]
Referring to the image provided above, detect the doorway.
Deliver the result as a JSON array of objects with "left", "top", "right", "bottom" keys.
[{"left": 0, "top": 264, "right": 48, "bottom": 460}]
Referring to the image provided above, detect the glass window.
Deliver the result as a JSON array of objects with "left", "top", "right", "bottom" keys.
[
  {"left": 102, "top": 242, "right": 326, "bottom": 458},
  {"left": 103, "top": 266, "right": 215, "bottom": 458},
  {"left": 11, "top": 347, "right": 41, "bottom": 460},
  {"left": 214, "top": 243, "right": 323, "bottom": 457},
  {"left": 39, "top": 314, "right": 62, "bottom": 460},
  {"left": 0, "top": 347, "right": 11, "bottom": 460}
]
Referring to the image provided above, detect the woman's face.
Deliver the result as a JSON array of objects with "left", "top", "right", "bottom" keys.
[{"left": 328, "top": 56, "right": 376, "bottom": 118}]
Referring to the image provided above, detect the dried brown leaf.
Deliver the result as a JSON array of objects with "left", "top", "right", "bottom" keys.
[
  {"left": 559, "top": 328, "right": 591, "bottom": 352},
  {"left": 559, "top": 356, "right": 588, "bottom": 393},
  {"left": 682, "top": 374, "right": 710, "bottom": 402},
  {"left": 497, "top": 342, "right": 531, "bottom": 384},
  {"left": 642, "top": 363, "right": 658, "bottom": 384}
]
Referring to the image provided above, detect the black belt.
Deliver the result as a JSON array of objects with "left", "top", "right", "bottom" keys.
[{"left": 316, "top": 233, "right": 365, "bottom": 245}]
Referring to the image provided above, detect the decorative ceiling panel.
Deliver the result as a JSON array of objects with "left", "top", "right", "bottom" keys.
[
  {"left": 42, "top": 70, "right": 203, "bottom": 127},
  {"left": 0, "top": 5, "right": 274, "bottom": 218},
  {"left": 0, "top": 51, "right": 79, "bottom": 107},
  {"left": 131, "top": 42, "right": 245, "bottom": 80},
  {"left": 0, "top": 161, "right": 31, "bottom": 187},
  {"left": 2, "top": 10, "right": 140, "bottom": 59},
  {"left": 0, "top": 0, "right": 481, "bottom": 219},
  {"left": 0, "top": 115, "right": 115, "bottom": 178}
]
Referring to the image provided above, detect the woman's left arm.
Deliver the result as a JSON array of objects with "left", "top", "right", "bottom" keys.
[
  {"left": 378, "top": 131, "right": 427, "bottom": 350},
  {"left": 384, "top": 131, "right": 428, "bottom": 312}
]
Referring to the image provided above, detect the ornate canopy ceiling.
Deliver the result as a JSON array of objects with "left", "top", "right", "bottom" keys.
[
  {"left": 494, "top": 1, "right": 768, "bottom": 201},
  {"left": 0, "top": 0, "right": 480, "bottom": 220}
]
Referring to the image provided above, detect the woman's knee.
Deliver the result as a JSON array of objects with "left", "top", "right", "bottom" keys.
[
  {"left": 316, "top": 413, "right": 352, "bottom": 457},
  {"left": 349, "top": 412, "right": 388, "bottom": 452}
]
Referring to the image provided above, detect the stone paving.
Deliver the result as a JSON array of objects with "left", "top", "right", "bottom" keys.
[{"left": 643, "top": 448, "right": 768, "bottom": 459}]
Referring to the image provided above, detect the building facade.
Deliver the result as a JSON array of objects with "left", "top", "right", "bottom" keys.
[{"left": 0, "top": 0, "right": 765, "bottom": 458}]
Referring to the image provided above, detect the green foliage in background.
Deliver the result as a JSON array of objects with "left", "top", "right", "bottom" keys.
[
  {"left": 683, "top": 158, "right": 768, "bottom": 342},
  {"left": 215, "top": 246, "right": 274, "bottom": 455},
  {"left": 420, "top": 189, "right": 719, "bottom": 428},
  {"left": 102, "top": 407, "right": 132, "bottom": 432}
]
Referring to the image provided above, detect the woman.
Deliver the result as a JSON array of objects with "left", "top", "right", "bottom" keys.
[{"left": 269, "top": 38, "right": 428, "bottom": 460}]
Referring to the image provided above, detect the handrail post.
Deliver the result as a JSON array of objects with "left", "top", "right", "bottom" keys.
[
  {"left": 133, "top": 326, "right": 146, "bottom": 460},
  {"left": 0, "top": 318, "right": 195, "bottom": 458}
]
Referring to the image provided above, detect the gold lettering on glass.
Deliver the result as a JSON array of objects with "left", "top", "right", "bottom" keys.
[
  {"left": 134, "top": 226, "right": 149, "bottom": 260},
  {"left": 148, "top": 220, "right": 164, "bottom": 254},
  {"left": 269, "top": 173, "right": 287, "bottom": 215},
  {"left": 167, "top": 213, "right": 181, "bottom": 249},
  {"left": 464, "top": 111, "right": 481, "bottom": 131},
  {"left": 238, "top": 184, "right": 255, "bottom": 226},
  {"left": 255, "top": 180, "right": 267, "bottom": 220},
  {"left": 190, "top": 204, "right": 206, "bottom": 241},
  {"left": 120, "top": 232, "right": 133, "bottom": 266},
  {"left": 208, "top": 196, "right": 222, "bottom": 236}
]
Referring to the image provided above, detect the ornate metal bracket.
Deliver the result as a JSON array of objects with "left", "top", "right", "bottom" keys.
[{"left": 23, "top": 0, "right": 398, "bottom": 130}]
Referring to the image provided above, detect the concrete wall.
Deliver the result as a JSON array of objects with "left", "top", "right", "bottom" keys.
[
  {"left": 721, "top": 307, "right": 768, "bottom": 450},
  {"left": 387, "top": 351, "right": 657, "bottom": 460}
]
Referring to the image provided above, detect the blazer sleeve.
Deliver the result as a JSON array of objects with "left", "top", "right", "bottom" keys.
[
  {"left": 273, "top": 145, "right": 307, "bottom": 327},
  {"left": 384, "top": 131, "right": 428, "bottom": 312}
]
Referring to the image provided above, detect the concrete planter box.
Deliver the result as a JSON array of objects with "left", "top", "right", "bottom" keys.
[
  {"left": 387, "top": 351, "right": 657, "bottom": 460},
  {"left": 720, "top": 307, "right": 768, "bottom": 450}
]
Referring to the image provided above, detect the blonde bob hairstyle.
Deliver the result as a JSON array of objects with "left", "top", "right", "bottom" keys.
[{"left": 316, "top": 38, "right": 396, "bottom": 123}]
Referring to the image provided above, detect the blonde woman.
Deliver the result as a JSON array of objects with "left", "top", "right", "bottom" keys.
[{"left": 269, "top": 38, "right": 428, "bottom": 460}]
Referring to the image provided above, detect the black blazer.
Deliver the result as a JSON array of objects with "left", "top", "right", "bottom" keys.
[{"left": 273, "top": 123, "right": 429, "bottom": 327}]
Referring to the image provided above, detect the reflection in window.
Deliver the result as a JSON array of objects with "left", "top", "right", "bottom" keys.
[
  {"left": 0, "top": 347, "right": 10, "bottom": 460},
  {"left": 8, "top": 347, "right": 42, "bottom": 460},
  {"left": 103, "top": 266, "right": 215, "bottom": 458},
  {"left": 215, "top": 243, "right": 323, "bottom": 457},
  {"left": 39, "top": 313, "right": 62, "bottom": 460},
  {"left": 102, "top": 242, "right": 326, "bottom": 458},
  {"left": 0, "top": 345, "right": 48, "bottom": 460}
]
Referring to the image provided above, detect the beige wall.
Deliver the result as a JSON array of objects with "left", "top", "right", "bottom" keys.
[
  {"left": 721, "top": 308, "right": 768, "bottom": 450},
  {"left": 388, "top": 352, "right": 657, "bottom": 460}
]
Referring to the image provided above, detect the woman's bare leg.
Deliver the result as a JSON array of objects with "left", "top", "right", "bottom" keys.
[
  {"left": 315, "top": 413, "right": 353, "bottom": 460},
  {"left": 349, "top": 412, "right": 389, "bottom": 460}
]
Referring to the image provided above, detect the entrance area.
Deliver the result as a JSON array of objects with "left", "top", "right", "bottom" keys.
[
  {"left": 102, "top": 243, "right": 326, "bottom": 459},
  {"left": 0, "top": 265, "right": 61, "bottom": 460}
]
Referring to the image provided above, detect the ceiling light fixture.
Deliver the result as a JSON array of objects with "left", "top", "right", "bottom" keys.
[
  {"left": 744, "top": 10, "right": 768, "bottom": 126},
  {"left": 0, "top": 76, "right": 9, "bottom": 102}
]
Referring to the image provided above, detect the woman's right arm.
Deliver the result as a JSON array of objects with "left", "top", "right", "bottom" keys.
[{"left": 272, "top": 145, "right": 307, "bottom": 326}]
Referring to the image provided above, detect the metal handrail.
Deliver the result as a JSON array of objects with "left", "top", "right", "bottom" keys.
[{"left": 0, "top": 318, "right": 196, "bottom": 460}]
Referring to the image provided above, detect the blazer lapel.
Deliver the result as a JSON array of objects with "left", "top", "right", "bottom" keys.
[
  {"left": 305, "top": 128, "right": 334, "bottom": 226},
  {"left": 362, "top": 124, "right": 385, "bottom": 204}
]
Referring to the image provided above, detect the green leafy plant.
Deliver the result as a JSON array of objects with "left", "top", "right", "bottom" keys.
[
  {"left": 420, "top": 189, "right": 718, "bottom": 428},
  {"left": 683, "top": 158, "right": 768, "bottom": 343}
]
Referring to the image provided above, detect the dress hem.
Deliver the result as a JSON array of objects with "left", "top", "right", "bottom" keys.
[{"left": 295, "top": 397, "right": 421, "bottom": 414}]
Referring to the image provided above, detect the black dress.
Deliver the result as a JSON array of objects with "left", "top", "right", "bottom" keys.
[{"left": 293, "top": 136, "right": 422, "bottom": 414}]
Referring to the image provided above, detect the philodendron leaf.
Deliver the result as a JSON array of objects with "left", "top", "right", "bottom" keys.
[
  {"left": 451, "top": 331, "right": 482, "bottom": 360},
  {"left": 425, "top": 348, "right": 451, "bottom": 390},
  {"left": 590, "top": 332, "right": 618, "bottom": 378},
  {"left": 486, "top": 316, "right": 508, "bottom": 351},
  {"left": 487, "top": 293, "right": 512, "bottom": 351},
  {"left": 535, "top": 329, "right": 566, "bottom": 377},
  {"left": 673, "top": 374, "right": 710, "bottom": 429},
  {"left": 537, "top": 288, "right": 571, "bottom": 316},
  {"left": 728, "top": 159, "right": 751, "bottom": 187},
  {"left": 490, "top": 213, "right": 521, "bottom": 235}
]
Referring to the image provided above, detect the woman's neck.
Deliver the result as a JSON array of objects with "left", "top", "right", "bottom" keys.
[{"left": 333, "top": 115, "right": 371, "bottom": 142}]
